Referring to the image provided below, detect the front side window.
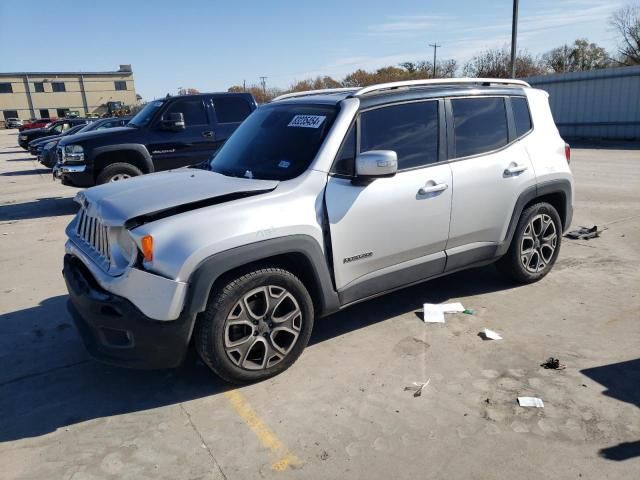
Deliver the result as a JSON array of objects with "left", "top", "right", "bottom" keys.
[
  {"left": 451, "top": 97, "right": 508, "bottom": 158},
  {"left": 0, "top": 83, "right": 13, "bottom": 94},
  {"left": 163, "top": 98, "right": 208, "bottom": 126},
  {"left": 213, "top": 97, "right": 252, "bottom": 123},
  {"left": 332, "top": 125, "right": 356, "bottom": 176},
  {"left": 512, "top": 97, "right": 533, "bottom": 138},
  {"left": 210, "top": 104, "right": 337, "bottom": 181},
  {"left": 114, "top": 80, "right": 127, "bottom": 91},
  {"left": 129, "top": 101, "right": 163, "bottom": 127},
  {"left": 34, "top": 82, "right": 45, "bottom": 93},
  {"left": 52, "top": 82, "right": 66, "bottom": 92},
  {"left": 360, "top": 101, "right": 439, "bottom": 170}
]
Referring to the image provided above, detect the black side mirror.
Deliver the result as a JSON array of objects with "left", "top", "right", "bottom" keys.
[{"left": 161, "top": 112, "right": 185, "bottom": 131}]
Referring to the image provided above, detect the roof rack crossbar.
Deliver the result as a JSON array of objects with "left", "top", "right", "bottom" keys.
[
  {"left": 350, "top": 78, "right": 530, "bottom": 97},
  {"left": 272, "top": 88, "right": 359, "bottom": 102}
]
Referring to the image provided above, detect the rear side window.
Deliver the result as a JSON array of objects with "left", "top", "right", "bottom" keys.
[
  {"left": 214, "top": 97, "right": 252, "bottom": 123},
  {"left": 511, "top": 97, "right": 532, "bottom": 138},
  {"left": 164, "top": 98, "right": 208, "bottom": 126},
  {"left": 360, "top": 101, "right": 439, "bottom": 169},
  {"left": 451, "top": 97, "right": 508, "bottom": 158}
]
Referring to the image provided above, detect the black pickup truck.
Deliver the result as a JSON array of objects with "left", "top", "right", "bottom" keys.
[{"left": 54, "top": 92, "right": 256, "bottom": 186}]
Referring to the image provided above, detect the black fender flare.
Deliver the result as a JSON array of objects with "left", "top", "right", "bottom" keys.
[
  {"left": 496, "top": 178, "right": 573, "bottom": 257},
  {"left": 90, "top": 144, "right": 154, "bottom": 173},
  {"left": 185, "top": 235, "right": 340, "bottom": 318}
]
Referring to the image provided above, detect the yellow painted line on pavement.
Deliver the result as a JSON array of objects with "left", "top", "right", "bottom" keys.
[{"left": 224, "top": 390, "right": 301, "bottom": 471}]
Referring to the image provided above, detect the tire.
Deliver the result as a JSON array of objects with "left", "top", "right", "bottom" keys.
[
  {"left": 496, "top": 202, "right": 562, "bottom": 283},
  {"left": 96, "top": 163, "right": 142, "bottom": 184},
  {"left": 195, "top": 267, "right": 314, "bottom": 384}
]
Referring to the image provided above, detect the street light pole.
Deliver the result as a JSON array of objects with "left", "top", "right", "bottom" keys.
[
  {"left": 429, "top": 43, "right": 441, "bottom": 78},
  {"left": 510, "top": 0, "right": 519, "bottom": 78}
]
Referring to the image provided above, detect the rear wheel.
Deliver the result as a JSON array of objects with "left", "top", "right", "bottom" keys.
[
  {"left": 496, "top": 202, "right": 562, "bottom": 283},
  {"left": 96, "top": 163, "right": 142, "bottom": 184},
  {"left": 195, "top": 267, "right": 314, "bottom": 384}
]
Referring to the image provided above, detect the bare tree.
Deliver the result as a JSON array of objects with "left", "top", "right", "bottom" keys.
[
  {"left": 610, "top": 3, "right": 640, "bottom": 65},
  {"left": 463, "top": 47, "right": 545, "bottom": 78}
]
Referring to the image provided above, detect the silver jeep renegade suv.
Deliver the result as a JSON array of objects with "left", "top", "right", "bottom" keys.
[{"left": 63, "top": 78, "right": 573, "bottom": 383}]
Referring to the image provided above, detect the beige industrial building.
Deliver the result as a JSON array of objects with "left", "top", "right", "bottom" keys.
[{"left": 0, "top": 65, "right": 138, "bottom": 121}]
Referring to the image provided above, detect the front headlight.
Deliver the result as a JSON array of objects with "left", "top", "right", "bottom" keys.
[
  {"left": 63, "top": 144, "right": 84, "bottom": 163},
  {"left": 19, "top": 135, "right": 26, "bottom": 141}
]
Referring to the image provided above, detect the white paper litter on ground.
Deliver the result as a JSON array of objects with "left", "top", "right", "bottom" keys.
[
  {"left": 482, "top": 328, "right": 503, "bottom": 340},
  {"left": 517, "top": 396, "right": 544, "bottom": 408},
  {"left": 423, "top": 302, "right": 466, "bottom": 313},
  {"left": 423, "top": 307, "right": 445, "bottom": 323}
]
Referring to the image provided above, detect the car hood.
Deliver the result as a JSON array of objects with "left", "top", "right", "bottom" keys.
[
  {"left": 21, "top": 127, "right": 48, "bottom": 137},
  {"left": 30, "top": 134, "right": 60, "bottom": 146},
  {"left": 75, "top": 169, "right": 279, "bottom": 227},
  {"left": 59, "top": 126, "right": 133, "bottom": 146}
]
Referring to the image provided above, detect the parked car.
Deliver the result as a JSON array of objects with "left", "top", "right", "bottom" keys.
[
  {"left": 19, "top": 118, "right": 90, "bottom": 149},
  {"left": 62, "top": 79, "right": 573, "bottom": 383},
  {"left": 53, "top": 92, "right": 256, "bottom": 186},
  {"left": 28, "top": 122, "right": 91, "bottom": 156},
  {"left": 18, "top": 118, "right": 56, "bottom": 132},
  {"left": 39, "top": 117, "right": 131, "bottom": 168},
  {"left": 5, "top": 118, "right": 23, "bottom": 129}
]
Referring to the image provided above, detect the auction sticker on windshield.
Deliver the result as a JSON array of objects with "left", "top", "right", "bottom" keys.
[{"left": 288, "top": 115, "right": 326, "bottom": 128}]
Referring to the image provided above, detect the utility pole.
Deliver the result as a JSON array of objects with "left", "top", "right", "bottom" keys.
[
  {"left": 429, "top": 43, "right": 441, "bottom": 78},
  {"left": 510, "top": 0, "right": 519, "bottom": 78},
  {"left": 243, "top": 79, "right": 246, "bottom": 92},
  {"left": 259, "top": 76, "right": 268, "bottom": 97}
]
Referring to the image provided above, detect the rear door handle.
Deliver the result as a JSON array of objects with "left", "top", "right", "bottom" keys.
[
  {"left": 418, "top": 182, "right": 448, "bottom": 195},
  {"left": 202, "top": 131, "right": 214, "bottom": 138},
  {"left": 504, "top": 164, "right": 528, "bottom": 175}
]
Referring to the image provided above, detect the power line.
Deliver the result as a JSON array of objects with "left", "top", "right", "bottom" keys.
[{"left": 429, "top": 43, "right": 441, "bottom": 78}]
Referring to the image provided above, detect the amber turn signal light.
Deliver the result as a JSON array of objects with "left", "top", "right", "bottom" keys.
[{"left": 141, "top": 235, "right": 153, "bottom": 262}]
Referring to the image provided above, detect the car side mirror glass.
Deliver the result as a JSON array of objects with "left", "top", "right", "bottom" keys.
[
  {"left": 160, "top": 112, "right": 185, "bottom": 131},
  {"left": 354, "top": 150, "right": 398, "bottom": 182}
]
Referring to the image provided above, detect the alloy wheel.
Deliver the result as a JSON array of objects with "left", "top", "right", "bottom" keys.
[
  {"left": 224, "top": 285, "right": 303, "bottom": 370},
  {"left": 520, "top": 213, "right": 558, "bottom": 273}
]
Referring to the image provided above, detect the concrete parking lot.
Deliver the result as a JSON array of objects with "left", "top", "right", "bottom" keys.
[{"left": 0, "top": 128, "right": 639, "bottom": 479}]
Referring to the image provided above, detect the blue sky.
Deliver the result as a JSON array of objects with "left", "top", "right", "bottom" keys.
[{"left": 0, "top": 0, "right": 624, "bottom": 100}]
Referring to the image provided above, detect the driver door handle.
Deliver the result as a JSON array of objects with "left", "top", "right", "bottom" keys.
[
  {"left": 418, "top": 182, "right": 448, "bottom": 195},
  {"left": 504, "top": 164, "right": 528, "bottom": 175},
  {"left": 202, "top": 131, "right": 214, "bottom": 138}
]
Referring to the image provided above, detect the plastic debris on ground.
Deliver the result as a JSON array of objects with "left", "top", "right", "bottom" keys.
[
  {"left": 517, "top": 396, "right": 544, "bottom": 408},
  {"left": 565, "top": 225, "right": 606, "bottom": 240},
  {"left": 404, "top": 378, "right": 430, "bottom": 397},
  {"left": 422, "top": 302, "right": 467, "bottom": 323},
  {"left": 480, "top": 328, "right": 503, "bottom": 340},
  {"left": 540, "top": 357, "right": 566, "bottom": 370}
]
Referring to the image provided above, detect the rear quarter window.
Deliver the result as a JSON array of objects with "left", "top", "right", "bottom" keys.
[{"left": 511, "top": 97, "right": 533, "bottom": 138}]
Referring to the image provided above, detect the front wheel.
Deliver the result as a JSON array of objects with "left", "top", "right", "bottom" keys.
[
  {"left": 195, "top": 267, "right": 314, "bottom": 384},
  {"left": 496, "top": 202, "right": 562, "bottom": 283},
  {"left": 96, "top": 162, "right": 142, "bottom": 184}
]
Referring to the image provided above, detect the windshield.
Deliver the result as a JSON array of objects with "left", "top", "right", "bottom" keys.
[
  {"left": 62, "top": 124, "right": 86, "bottom": 136},
  {"left": 209, "top": 104, "right": 338, "bottom": 181},
  {"left": 129, "top": 101, "right": 164, "bottom": 127}
]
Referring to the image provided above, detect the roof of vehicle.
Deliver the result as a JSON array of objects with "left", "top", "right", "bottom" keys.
[{"left": 271, "top": 78, "right": 531, "bottom": 108}]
